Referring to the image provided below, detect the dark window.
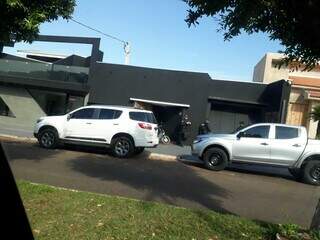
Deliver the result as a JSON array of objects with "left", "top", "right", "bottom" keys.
[
  {"left": 98, "top": 109, "right": 122, "bottom": 119},
  {"left": 0, "top": 97, "right": 15, "bottom": 118},
  {"left": 129, "top": 112, "right": 157, "bottom": 124},
  {"left": 243, "top": 125, "right": 270, "bottom": 138},
  {"left": 114, "top": 110, "right": 122, "bottom": 119},
  {"left": 276, "top": 126, "right": 299, "bottom": 139},
  {"left": 71, "top": 108, "right": 95, "bottom": 119}
]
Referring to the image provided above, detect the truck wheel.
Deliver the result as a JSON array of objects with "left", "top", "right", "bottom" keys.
[
  {"left": 38, "top": 128, "right": 59, "bottom": 149},
  {"left": 302, "top": 160, "right": 320, "bottom": 186},
  {"left": 203, "top": 147, "right": 228, "bottom": 171},
  {"left": 134, "top": 147, "right": 145, "bottom": 155},
  {"left": 111, "top": 136, "right": 134, "bottom": 158}
]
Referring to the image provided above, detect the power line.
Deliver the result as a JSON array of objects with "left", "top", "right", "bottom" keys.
[
  {"left": 70, "top": 17, "right": 131, "bottom": 64},
  {"left": 70, "top": 18, "right": 127, "bottom": 45}
]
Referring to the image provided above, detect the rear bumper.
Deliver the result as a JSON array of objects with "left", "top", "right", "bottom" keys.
[{"left": 135, "top": 137, "right": 159, "bottom": 148}]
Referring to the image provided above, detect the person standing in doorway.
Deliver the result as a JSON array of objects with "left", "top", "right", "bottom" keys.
[{"left": 177, "top": 112, "right": 191, "bottom": 145}]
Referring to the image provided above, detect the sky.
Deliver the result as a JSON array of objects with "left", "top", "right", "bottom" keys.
[{"left": 4, "top": 0, "right": 284, "bottom": 81}]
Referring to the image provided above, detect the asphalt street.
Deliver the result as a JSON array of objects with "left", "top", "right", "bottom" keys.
[{"left": 3, "top": 140, "right": 320, "bottom": 228}]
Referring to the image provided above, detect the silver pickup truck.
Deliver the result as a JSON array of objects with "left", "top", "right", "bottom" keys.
[{"left": 192, "top": 123, "right": 320, "bottom": 185}]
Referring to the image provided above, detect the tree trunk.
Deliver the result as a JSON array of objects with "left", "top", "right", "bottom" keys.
[{"left": 311, "top": 199, "right": 320, "bottom": 230}]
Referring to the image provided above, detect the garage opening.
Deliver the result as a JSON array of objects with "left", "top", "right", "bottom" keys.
[
  {"left": 130, "top": 98, "right": 190, "bottom": 143},
  {"left": 208, "top": 98, "right": 266, "bottom": 134}
]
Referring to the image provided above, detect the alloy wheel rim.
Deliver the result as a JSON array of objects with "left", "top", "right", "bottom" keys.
[
  {"left": 41, "top": 132, "right": 55, "bottom": 147},
  {"left": 209, "top": 153, "right": 222, "bottom": 166},
  {"left": 311, "top": 165, "right": 320, "bottom": 180},
  {"left": 115, "top": 139, "right": 130, "bottom": 156}
]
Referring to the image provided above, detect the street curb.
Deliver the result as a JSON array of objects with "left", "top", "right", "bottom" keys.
[
  {"left": 0, "top": 134, "right": 37, "bottom": 143},
  {"left": 147, "top": 152, "right": 178, "bottom": 161},
  {"left": 0, "top": 133, "right": 180, "bottom": 162}
]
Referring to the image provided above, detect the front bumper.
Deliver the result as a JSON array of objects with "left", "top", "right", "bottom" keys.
[
  {"left": 191, "top": 142, "right": 203, "bottom": 157},
  {"left": 33, "top": 132, "right": 38, "bottom": 139}
]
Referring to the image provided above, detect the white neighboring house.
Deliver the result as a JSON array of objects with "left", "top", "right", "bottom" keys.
[{"left": 253, "top": 53, "right": 320, "bottom": 139}]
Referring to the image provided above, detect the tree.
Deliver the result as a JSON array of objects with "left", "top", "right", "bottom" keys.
[
  {"left": 0, "top": 0, "right": 75, "bottom": 51},
  {"left": 184, "top": 0, "right": 320, "bottom": 69}
]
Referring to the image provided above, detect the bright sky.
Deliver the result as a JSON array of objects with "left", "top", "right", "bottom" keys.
[{"left": 4, "top": 0, "right": 283, "bottom": 81}]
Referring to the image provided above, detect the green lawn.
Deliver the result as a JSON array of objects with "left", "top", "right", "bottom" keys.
[{"left": 18, "top": 181, "right": 319, "bottom": 240}]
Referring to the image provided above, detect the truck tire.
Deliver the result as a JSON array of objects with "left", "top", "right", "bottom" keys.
[
  {"left": 203, "top": 147, "right": 228, "bottom": 171},
  {"left": 111, "top": 136, "right": 134, "bottom": 158},
  {"left": 302, "top": 160, "right": 320, "bottom": 186},
  {"left": 288, "top": 168, "right": 302, "bottom": 180},
  {"left": 38, "top": 128, "right": 59, "bottom": 149}
]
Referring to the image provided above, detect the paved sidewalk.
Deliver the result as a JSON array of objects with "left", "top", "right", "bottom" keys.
[
  {"left": 0, "top": 126, "right": 33, "bottom": 138},
  {"left": 148, "top": 144, "right": 190, "bottom": 156}
]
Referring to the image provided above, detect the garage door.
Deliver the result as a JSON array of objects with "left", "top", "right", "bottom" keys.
[{"left": 209, "top": 103, "right": 263, "bottom": 134}]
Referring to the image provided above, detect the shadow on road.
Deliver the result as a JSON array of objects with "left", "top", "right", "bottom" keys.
[
  {"left": 3, "top": 141, "right": 61, "bottom": 162},
  {"left": 68, "top": 152, "right": 232, "bottom": 215},
  {"left": 179, "top": 154, "right": 295, "bottom": 181},
  {"left": 227, "top": 163, "right": 294, "bottom": 181}
]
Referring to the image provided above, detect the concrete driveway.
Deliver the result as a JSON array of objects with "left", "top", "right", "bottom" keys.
[{"left": 3, "top": 140, "right": 319, "bottom": 228}]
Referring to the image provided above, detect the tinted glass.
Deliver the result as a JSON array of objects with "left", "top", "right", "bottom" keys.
[
  {"left": 98, "top": 109, "right": 122, "bottom": 120},
  {"left": 243, "top": 126, "right": 270, "bottom": 138},
  {"left": 71, "top": 108, "right": 95, "bottom": 119},
  {"left": 114, "top": 110, "right": 122, "bottom": 119},
  {"left": 276, "top": 126, "right": 299, "bottom": 139},
  {"left": 99, "top": 109, "right": 114, "bottom": 119},
  {"left": 129, "top": 112, "right": 157, "bottom": 124}
]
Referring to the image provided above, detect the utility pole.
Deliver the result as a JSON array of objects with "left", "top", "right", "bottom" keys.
[{"left": 124, "top": 42, "right": 130, "bottom": 65}]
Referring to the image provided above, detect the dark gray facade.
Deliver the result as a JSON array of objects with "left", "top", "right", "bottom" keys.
[
  {"left": 88, "top": 62, "right": 291, "bottom": 143},
  {"left": 0, "top": 35, "right": 291, "bottom": 144}
]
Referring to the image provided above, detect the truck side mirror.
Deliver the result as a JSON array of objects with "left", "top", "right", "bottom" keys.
[
  {"left": 237, "top": 132, "right": 244, "bottom": 139},
  {"left": 67, "top": 114, "right": 71, "bottom": 121}
]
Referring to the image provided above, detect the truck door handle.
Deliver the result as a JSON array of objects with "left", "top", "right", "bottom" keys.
[
  {"left": 86, "top": 122, "right": 92, "bottom": 125},
  {"left": 292, "top": 144, "right": 301, "bottom": 147},
  {"left": 260, "top": 142, "right": 268, "bottom": 146},
  {"left": 113, "top": 123, "right": 119, "bottom": 126}
]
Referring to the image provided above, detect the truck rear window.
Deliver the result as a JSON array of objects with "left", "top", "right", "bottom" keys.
[{"left": 129, "top": 112, "right": 157, "bottom": 124}]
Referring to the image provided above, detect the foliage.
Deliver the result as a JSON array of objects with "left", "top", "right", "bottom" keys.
[
  {"left": 184, "top": 0, "right": 320, "bottom": 69},
  {"left": 18, "top": 180, "right": 318, "bottom": 240},
  {"left": 311, "top": 105, "right": 320, "bottom": 122},
  {"left": 0, "top": 0, "right": 75, "bottom": 44},
  {"left": 265, "top": 223, "right": 319, "bottom": 240}
]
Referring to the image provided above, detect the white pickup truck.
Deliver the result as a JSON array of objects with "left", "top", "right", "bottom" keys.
[{"left": 192, "top": 123, "right": 320, "bottom": 185}]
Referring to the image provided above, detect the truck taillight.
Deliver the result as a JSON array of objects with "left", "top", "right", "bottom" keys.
[{"left": 138, "top": 122, "right": 152, "bottom": 130}]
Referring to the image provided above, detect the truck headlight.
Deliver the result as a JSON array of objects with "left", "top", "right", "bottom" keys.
[{"left": 193, "top": 138, "right": 204, "bottom": 144}]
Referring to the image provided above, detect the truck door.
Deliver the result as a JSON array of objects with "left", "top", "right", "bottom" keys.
[
  {"left": 232, "top": 125, "right": 271, "bottom": 163},
  {"left": 269, "top": 126, "right": 307, "bottom": 166}
]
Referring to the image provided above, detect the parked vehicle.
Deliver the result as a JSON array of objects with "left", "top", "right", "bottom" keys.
[
  {"left": 34, "top": 105, "right": 159, "bottom": 158},
  {"left": 158, "top": 124, "right": 170, "bottom": 144},
  {"left": 192, "top": 123, "right": 320, "bottom": 185}
]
